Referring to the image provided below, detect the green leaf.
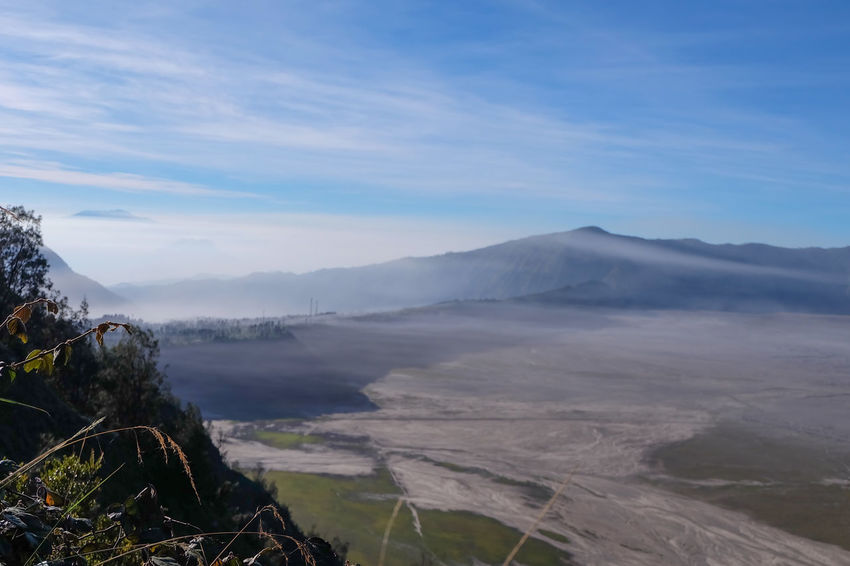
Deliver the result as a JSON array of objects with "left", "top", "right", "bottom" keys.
[
  {"left": 20, "top": 349, "right": 54, "bottom": 375},
  {"left": 5, "top": 318, "right": 26, "bottom": 343},
  {"left": 42, "top": 352, "right": 54, "bottom": 375},
  {"left": 124, "top": 494, "right": 139, "bottom": 517},
  {"left": 23, "top": 349, "right": 43, "bottom": 373},
  {"left": 8, "top": 369, "right": 15, "bottom": 383}
]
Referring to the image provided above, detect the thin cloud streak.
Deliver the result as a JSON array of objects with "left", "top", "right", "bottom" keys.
[{"left": 0, "top": 162, "right": 251, "bottom": 198}]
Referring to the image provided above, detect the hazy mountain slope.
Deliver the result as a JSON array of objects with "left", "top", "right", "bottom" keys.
[
  {"left": 513, "top": 231, "right": 850, "bottom": 312},
  {"left": 110, "top": 227, "right": 850, "bottom": 319},
  {"left": 42, "top": 247, "right": 130, "bottom": 313}
]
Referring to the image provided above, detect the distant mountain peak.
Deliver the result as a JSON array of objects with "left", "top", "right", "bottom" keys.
[
  {"left": 72, "top": 209, "right": 151, "bottom": 222},
  {"left": 41, "top": 246, "right": 71, "bottom": 272},
  {"left": 41, "top": 247, "right": 130, "bottom": 314},
  {"left": 573, "top": 226, "right": 609, "bottom": 235}
]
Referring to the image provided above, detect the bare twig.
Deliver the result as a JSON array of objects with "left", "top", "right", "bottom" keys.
[
  {"left": 210, "top": 505, "right": 274, "bottom": 565},
  {"left": 5, "top": 321, "right": 133, "bottom": 371},
  {"left": 1, "top": 298, "right": 57, "bottom": 331},
  {"left": 0, "top": 205, "right": 20, "bottom": 220},
  {"left": 91, "top": 529, "right": 314, "bottom": 566}
]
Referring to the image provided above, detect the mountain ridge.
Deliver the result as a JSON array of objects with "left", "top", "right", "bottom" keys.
[
  {"left": 105, "top": 226, "right": 850, "bottom": 288},
  {"left": 89, "top": 227, "right": 850, "bottom": 320},
  {"left": 42, "top": 247, "right": 131, "bottom": 313}
]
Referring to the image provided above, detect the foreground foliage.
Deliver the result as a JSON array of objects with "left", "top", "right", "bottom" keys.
[
  {"left": 2, "top": 448, "right": 325, "bottom": 566},
  {"left": 0, "top": 206, "right": 342, "bottom": 566}
]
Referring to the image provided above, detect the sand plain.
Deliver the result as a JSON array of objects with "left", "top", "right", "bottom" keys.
[{"left": 195, "top": 307, "right": 850, "bottom": 565}]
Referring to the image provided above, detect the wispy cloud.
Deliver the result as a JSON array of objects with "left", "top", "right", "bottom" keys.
[{"left": 0, "top": 161, "right": 248, "bottom": 197}]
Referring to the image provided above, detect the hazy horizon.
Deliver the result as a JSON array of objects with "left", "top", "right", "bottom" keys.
[
  {"left": 41, "top": 222, "right": 850, "bottom": 288},
  {"left": 39, "top": 224, "right": 850, "bottom": 323}
]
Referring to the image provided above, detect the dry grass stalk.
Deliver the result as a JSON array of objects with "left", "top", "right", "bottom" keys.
[
  {"left": 260, "top": 528, "right": 317, "bottom": 566},
  {"left": 501, "top": 468, "right": 577, "bottom": 566},
  {"left": 378, "top": 497, "right": 405, "bottom": 566},
  {"left": 92, "top": 530, "right": 296, "bottom": 565},
  {"left": 256, "top": 505, "right": 313, "bottom": 566},
  {"left": 210, "top": 505, "right": 311, "bottom": 566},
  {"left": 0, "top": 420, "right": 200, "bottom": 504},
  {"left": 0, "top": 418, "right": 106, "bottom": 490},
  {"left": 268, "top": 505, "right": 288, "bottom": 531},
  {"left": 133, "top": 430, "right": 143, "bottom": 464},
  {"left": 146, "top": 426, "right": 170, "bottom": 463},
  {"left": 163, "top": 433, "right": 200, "bottom": 502}
]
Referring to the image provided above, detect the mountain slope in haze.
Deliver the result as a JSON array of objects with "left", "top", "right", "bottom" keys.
[
  {"left": 512, "top": 229, "right": 850, "bottom": 313},
  {"left": 110, "top": 227, "right": 850, "bottom": 320},
  {"left": 42, "top": 247, "right": 130, "bottom": 313}
]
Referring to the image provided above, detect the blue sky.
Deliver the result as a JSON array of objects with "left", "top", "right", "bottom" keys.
[{"left": 1, "top": 0, "right": 849, "bottom": 284}]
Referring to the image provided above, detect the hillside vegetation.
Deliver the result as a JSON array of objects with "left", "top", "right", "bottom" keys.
[{"left": 0, "top": 206, "right": 344, "bottom": 566}]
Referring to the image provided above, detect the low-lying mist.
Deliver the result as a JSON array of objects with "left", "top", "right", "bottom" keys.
[
  {"left": 108, "top": 227, "right": 850, "bottom": 321},
  {"left": 158, "top": 303, "right": 614, "bottom": 419},
  {"left": 159, "top": 301, "right": 850, "bottom": 439}
]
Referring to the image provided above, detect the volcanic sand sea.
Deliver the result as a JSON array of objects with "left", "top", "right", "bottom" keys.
[{"left": 166, "top": 306, "right": 850, "bottom": 565}]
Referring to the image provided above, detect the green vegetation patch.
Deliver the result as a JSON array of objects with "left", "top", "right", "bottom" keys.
[
  {"left": 252, "top": 430, "right": 325, "bottom": 450},
  {"left": 266, "top": 469, "right": 419, "bottom": 566},
  {"left": 266, "top": 468, "right": 573, "bottom": 566},
  {"left": 417, "top": 508, "right": 572, "bottom": 565},
  {"left": 649, "top": 423, "right": 845, "bottom": 483},
  {"left": 649, "top": 423, "right": 850, "bottom": 550}
]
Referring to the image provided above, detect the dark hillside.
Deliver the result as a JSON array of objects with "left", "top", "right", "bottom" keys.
[{"left": 0, "top": 207, "right": 343, "bottom": 566}]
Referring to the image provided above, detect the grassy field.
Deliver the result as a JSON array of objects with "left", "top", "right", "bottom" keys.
[
  {"left": 648, "top": 423, "right": 850, "bottom": 550},
  {"left": 265, "top": 468, "right": 573, "bottom": 565},
  {"left": 251, "top": 429, "right": 325, "bottom": 450}
]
